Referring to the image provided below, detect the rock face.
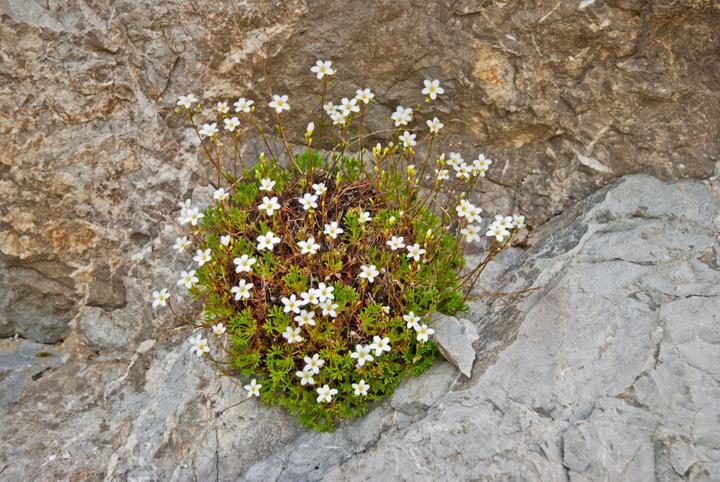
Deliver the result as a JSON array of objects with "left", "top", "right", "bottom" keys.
[
  {"left": 2, "top": 0, "right": 720, "bottom": 478},
  {"left": 1, "top": 174, "right": 719, "bottom": 481},
  {"left": 240, "top": 174, "right": 720, "bottom": 481},
  {"left": 1, "top": 0, "right": 719, "bottom": 344}
]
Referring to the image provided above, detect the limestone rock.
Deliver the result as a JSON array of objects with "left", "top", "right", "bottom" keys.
[
  {"left": 1, "top": 0, "right": 720, "bottom": 476},
  {"left": 2, "top": 175, "right": 720, "bottom": 480},
  {"left": 239, "top": 175, "right": 720, "bottom": 481},
  {"left": 429, "top": 314, "right": 479, "bottom": 377}
]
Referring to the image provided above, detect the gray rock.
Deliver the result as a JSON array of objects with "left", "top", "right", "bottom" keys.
[
  {"left": 0, "top": 333, "right": 303, "bottom": 481},
  {"left": 0, "top": 339, "right": 63, "bottom": 407},
  {"left": 2, "top": 175, "right": 720, "bottom": 480},
  {"left": 390, "top": 361, "right": 458, "bottom": 418},
  {"left": 429, "top": 314, "right": 479, "bottom": 377},
  {"left": 238, "top": 175, "right": 720, "bottom": 481}
]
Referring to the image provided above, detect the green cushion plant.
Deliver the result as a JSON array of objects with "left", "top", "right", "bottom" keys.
[{"left": 152, "top": 60, "right": 525, "bottom": 431}]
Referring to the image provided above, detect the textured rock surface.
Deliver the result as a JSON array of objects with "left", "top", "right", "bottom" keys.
[
  {"left": 239, "top": 174, "right": 720, "bottom": 481},
  {"left": 1, "top": 174, "right": 719, "bottom": 480},
  {"left": 1, "top": 0, "right": 719, "bottom": 343}
]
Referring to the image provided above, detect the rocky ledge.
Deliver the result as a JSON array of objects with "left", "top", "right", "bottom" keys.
[{"left": 1, "top": 174, "right": 719, "bottom": 481}]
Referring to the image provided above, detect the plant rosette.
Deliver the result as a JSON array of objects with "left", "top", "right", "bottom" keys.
[{"left": 156, "top": 61, "right": 526, "bottom": 431}]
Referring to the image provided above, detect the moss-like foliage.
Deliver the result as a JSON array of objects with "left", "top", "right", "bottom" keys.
[
  {"left": 190, "top": 152, "right": 464, "bottom": 430},
  {"left": 162, "top": 65, "right": 523, "bottom": 431}
]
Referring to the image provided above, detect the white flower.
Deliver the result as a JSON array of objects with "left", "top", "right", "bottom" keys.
[
  {"left": 471, "top": 155, "right": 492, "bottom": 176},
  {"left": 295, "top": 309, "right": 316, "bottom": 327},
  {"left": 177, "top": 270, "right": 199, "bottom": 289},
  {"left": 152, "top": 288, "right": 170, "bottom": 307},
  {"left": 282, "top": 325, "right": 303, "bottom": 344},
  {"left": 359, "top": 211, "right": 371, "bottom": 224},
  {"left": 512, "top": 214, "right": 526, "bottom": 228},
  {"left": 189, "top": 334, "right": 210, "bottom": 357},
  {"left": 456, "top": 163, "right": 472, "bottom": 180},
  {"left": 184, "top": 207, "right": 204, "bottom": 226},
  {"left": 296, "top": 370, "right": 315, "bottom": 386},
  {"left": 350, "top": 344, "right": 374, "bottom": 367},
  {"left": 456, "top": 200, "right": 482, "bottom": 223},
  {"left": 455, "top": 200, "right": 472, "bottom": 219},
  {"left": 323, "top": 101, "right": 337, "bottom": 116},
  {"left": 447, "top": 152, "right": 464, "bottom": 170},
  {"left": 258, "top": 196, "right": 281, "bottom": 216},
  {"left": 220, "top": 235, "right": 231, "bottom": 246},
  {"left": 312, "top": 183, "right": 327, "bottom": 196},
  {"left": 298, "top": 193, "right": 318, "bottom": 211},
  {"left": 352, "top": 379, "right": 370, "bottom": 396},
  {"left": 256, "top": 231, "right": 281, "bottom": 251},
  {"left": 198, "top": 123, "right": 218, "bottom": 138},
  {"left": 435, "top": 169, "right": 449, "bottom": 181},
  {"left": 316, "top": 384, "right": 338, "bottom": 404},
  {"left": 467, "top": 205, "right": 483, "bottom": 224},
  {"left": 216, "top": 102, "right": 230, "bottom": 114},
  {"left": 233, "top": 254, "right": 257, "bottom": 273},
  {"left": 230, "top": 279, "right": 253, "bottom": 300},
  {"left": 306, "top": 122, "right": 315, "bottom": 137},
  {"left": 406, "top": 243, "right": 426, "bottom": 262},
  {"left": 391, "top": 106, "right": 413, "bottom": 127},
  {"left": 212, "top": 323, "right": 226, "bottom": 336},
  {"left": 282, "top": 294, "right": 303, "bottom": 314},
  {"left": 461, "top": 225, "right": 481, "bottom": 242},
  {"left": 298, "top": 236, "right": 321, "bottom": 255},
  {"left": 383, "top": 306, "right": 391, "bottom": 315},
  {"left": 303, "top": 354, "right": 325, "bottom": 374},
  {"left": 355, "top": 88, "right": 375, "bottom": 104},
  {"left": 323, "top": 222, "right": 344, "bottom": 239},
  {"left": 269, "top": 94, "right": 290, "bottom": 113},
  {"left": 486, "top": 224, "right": 511, "bottom": 242},
  {"left": 178, "top": 198, "right": 193, "bottom": 211},
  {"left": 316, "top": 283, "right": 334, "bottom": 301},
  {"left": 233, "top": 97, "right": 254, "bottom": 113},
  {"left": 426, "top": 117, "right": 444, "bottom": 134},
  {"left": 223, "top": 116, "right": 240, "bottom": 132},
  {"left": 494, "top": 215, "right": 514, "bottom": 229},
  {"left": 173, "top": 236, "right": 190, "bottom": 253},
  {"left": 213, "top": 188, "right": 229, "bottom": 201},
  {"left": 370, "top": 336, "right": 391, "bottom": 356},
  {"left": 176, "top": 94, "right": 198, "bottom": 109},
  {"left": 331, "top": 110, "right": 348, "bottom": 126},
  {"left": 339, "top": 97, "right": 360, "bottom": 116},
  {"left": 193, "top": 248, "right": 212, "bottom": 267},
  {"left": 358, "top": 264, "right": 379, "bottom": 283},
  {"left": 416, "top": 323, "right": 435, "bottom": 342},
  {"left": 399, "top": 131, "right": 416, "bottom": 148},
  {"left": 386, "top": 236, "right": 405, "bottom": 251},
  {"left": 403, "top": 312, "right": 421, "bottom": 330},
  {"left": 244, "top": 379, "right": 261, "bottom": 397},
  {"left": 319, "top": 299, "right": 339, "bottom": 318},
  {"left": 311, "top": 60, "right": 336, "bottom": 79},
  {"left": 301, "top": 290, "right": 320, "bottom": 305},
  {"left": 259, "top": 178, "right": 276, "bottom": 192},
  {"left": 422, "top": 79, "right": 445, "bottom": 100}
]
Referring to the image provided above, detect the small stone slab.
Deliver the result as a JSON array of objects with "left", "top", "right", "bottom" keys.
[{"left": 430, "top": 314, "right": 479, "bottom": 377}]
